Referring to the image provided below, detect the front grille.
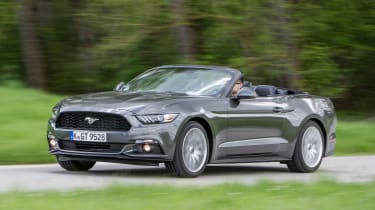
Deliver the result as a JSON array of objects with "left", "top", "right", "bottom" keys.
[
  {"left": 56, "top": 112, "right": 131, "bottom": 131},
  {"left": 59, "top": 140, "right": 125, "bottom": 153}
]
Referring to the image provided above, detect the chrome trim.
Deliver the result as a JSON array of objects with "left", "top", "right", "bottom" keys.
[
  {"left": 84, "top": 117, "right": 100, "bottom": 125},
  {"left": 219, "top": 137, "right": 288, "bottom": 148}
]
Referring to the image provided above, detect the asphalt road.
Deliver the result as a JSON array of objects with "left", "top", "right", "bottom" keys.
[{"left": 0, "top": 156, "right": 374, "bottom": 192}]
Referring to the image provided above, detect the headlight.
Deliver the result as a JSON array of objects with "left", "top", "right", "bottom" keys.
[
  {"left": 51, "top": 104, "right": 61, "bottom": 119},
  {"left": 136, "top": 113, "right": 179, "bottom": 124}
]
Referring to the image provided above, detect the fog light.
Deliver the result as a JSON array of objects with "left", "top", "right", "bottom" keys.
[
  {"left": 50, "top": 139, "right": 57, "bottom": 147},
  {"left": 48, "top": 134, "right": 58, "bottom": 148},
  {"left": 142, "top": 144, "right": 152, "bottom": 152}
]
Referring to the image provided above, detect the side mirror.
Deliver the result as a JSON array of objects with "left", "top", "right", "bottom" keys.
[
  {"left": 232, "top": 87, "right": 257, "bottom": 101},
  {"left": 114, "top": 82, "right": 126, "bottom": 91}
]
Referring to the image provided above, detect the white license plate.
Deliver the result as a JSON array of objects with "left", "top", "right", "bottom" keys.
[{"left": 69, "top": 131, "right": 107, "bottom": 142}]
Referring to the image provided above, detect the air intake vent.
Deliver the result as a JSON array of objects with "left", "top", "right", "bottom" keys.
[
  {"left": 56, "top": 112, "right": 131, "bottom": 131},
  {"left": 58, "top": 140, "right": 125, "bottom": 153}
]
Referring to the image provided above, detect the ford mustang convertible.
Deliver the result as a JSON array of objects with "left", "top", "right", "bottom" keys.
[{"left": 47, "top": 65, "right": 336, "bottom": 177}]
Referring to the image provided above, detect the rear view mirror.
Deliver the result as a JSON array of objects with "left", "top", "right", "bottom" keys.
[{"left": 114, "top": 82, "right": 126, "bottom": 91}]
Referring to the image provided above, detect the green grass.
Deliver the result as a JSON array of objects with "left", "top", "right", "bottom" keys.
[
  {"left": 0, "top": 181, "right": 374, "bottom": 210},
  {"left": 0, "top": 86, "right": 374, "bottom": 164},
  {"left": 0, "top": 86, "right": 62, "bottom": 164},
  {"left": 335, "top": 121, "right": 375, "bottom": 155}
]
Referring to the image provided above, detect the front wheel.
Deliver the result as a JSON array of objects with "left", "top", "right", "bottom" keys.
[
  {"left": 57, "top": 157, "right": 96, "bottom": 171},
  {"left": 287, "top": 121, "right": 324, "bottom": 173},
  {"left": 165, "top": 121, "right": 209, "bottom": 177}
]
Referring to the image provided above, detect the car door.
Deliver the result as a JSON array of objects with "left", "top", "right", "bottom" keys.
[{"left": 217, "top": 96, "right": 293, "bottom": 159}]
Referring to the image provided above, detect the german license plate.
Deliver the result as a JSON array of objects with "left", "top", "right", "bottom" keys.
[{"left": 69, "top": 131, "right": 107, "bottom": 142}]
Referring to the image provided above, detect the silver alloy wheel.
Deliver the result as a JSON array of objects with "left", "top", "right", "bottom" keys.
[
  {"left": 182, "top": 127, "right": 208, "bottom": 173},
  {"left": 301, "top": 126, "right": 323, "bottom": 168}
]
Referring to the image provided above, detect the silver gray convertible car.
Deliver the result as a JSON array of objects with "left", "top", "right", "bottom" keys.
[{"left": 47, "top": 65, "right": 336, "bottom": 177}]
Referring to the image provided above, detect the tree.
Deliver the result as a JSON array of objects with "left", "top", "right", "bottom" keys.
[
  {"left": 17, "top": 0, "right": 46, "bottom": 88},
  {"left": 1, "top": 0, "right": 373, "bottom": 112},
  {"left": 0, "top": 1, "right": 23, "bottom": 83},
  {"left": 171, "top": 0, "right": 197, "bottom": 61}
]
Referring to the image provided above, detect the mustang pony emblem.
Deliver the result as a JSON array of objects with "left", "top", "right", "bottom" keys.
[{"left": 84, "top": 117, "right": 99, "bottom": 124}]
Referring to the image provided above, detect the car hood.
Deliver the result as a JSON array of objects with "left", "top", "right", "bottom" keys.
[{"left": 59, "top": 91, "right": 202, "bottom": 114}]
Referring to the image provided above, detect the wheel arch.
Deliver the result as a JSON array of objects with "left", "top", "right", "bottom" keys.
[
  {"left": 188, "top": 117, "right": 214, "bottom": 162},
  {"left": 287, "top": 117, "right": 327, "bottom": 172},
  {"left": 305, "top": 117, "right": 327, "bottom": 154}
]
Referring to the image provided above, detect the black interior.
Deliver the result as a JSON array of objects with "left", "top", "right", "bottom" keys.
[{"left": 243, "top": 81, "right": 301, "bottom": 97}]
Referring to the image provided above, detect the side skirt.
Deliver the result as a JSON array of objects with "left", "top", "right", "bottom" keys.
[{"left": 209, "top": 155, "right": 291, "bottom": 164}]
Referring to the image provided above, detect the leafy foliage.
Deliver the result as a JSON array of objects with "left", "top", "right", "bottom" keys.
[
  {"left": 0, "top": 1, "right": 23, "bottom": 83},
  {"left": 0, "top": 0, "right": 374, "bottom": 112}
]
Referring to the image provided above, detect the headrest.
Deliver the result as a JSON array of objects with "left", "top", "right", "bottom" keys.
[{"left": 255, "top": 85, "right": 277, "bottom": 97}]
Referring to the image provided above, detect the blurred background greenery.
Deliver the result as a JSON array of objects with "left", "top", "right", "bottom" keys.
[
  {"left": 0, "top": 3, "right": 374, "bottom": 205},
  {"left": 0, "top": 0, "right": 374, "bottom": 114}
]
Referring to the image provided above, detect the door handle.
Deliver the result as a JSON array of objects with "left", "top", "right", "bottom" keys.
[{"left": 273, "top": 107, "right": 284, "bottom": 113}]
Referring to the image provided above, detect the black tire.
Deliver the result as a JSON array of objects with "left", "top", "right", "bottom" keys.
[
  {"left": 287, "top": 121, "right": 324, "bottom": 173},
  {"left": 165, "top": 121, "right": 209, "bottom": 178},
  {"left": 57, "top": 157, "right": 96, "bottom": 171}
]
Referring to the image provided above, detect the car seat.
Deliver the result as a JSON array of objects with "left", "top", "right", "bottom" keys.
[{"left": 254, "top": 85, "right": 277, "bottom": 97}]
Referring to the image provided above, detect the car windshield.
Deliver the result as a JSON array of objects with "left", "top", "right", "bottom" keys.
[{"left": 123, "top": 68, "right": 233, "bottom": 96}]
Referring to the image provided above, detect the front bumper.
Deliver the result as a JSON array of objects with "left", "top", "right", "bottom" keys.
[{"left": 47, "top": 114, "right": 180, "bottom": 163}]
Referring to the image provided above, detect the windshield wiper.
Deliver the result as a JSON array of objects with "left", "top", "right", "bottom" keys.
[
  {"left": 124, "top": 90, "right": 189, "bottom": 96},
  {"left": 162, "top": 91, "right": 188, "bottom": 96}
]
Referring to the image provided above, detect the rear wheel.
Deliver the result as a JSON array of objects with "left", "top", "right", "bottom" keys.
[
  {"left": 57, "top": 157, "right": 96, "bottom": 171},
  {"left": 165, "top": 121, "right": 209, "bottom": 177},
  {"left": 287, "top": 121, "right": 324, "bottom": 173}
]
